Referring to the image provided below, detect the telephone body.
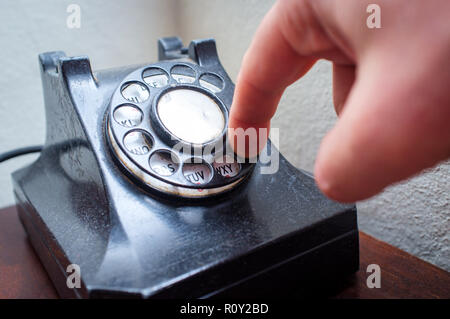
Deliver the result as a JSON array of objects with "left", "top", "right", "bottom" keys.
[{"left": 12, "top": 37, "right": 359, "bottom": 298}]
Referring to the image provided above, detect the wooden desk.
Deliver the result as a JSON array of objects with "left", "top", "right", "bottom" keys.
[{"left": 0, "top": 205, "right": 448, "bottom": 299}]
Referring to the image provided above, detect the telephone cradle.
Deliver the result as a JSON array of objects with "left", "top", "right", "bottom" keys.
[{"left": 12, "top": 37, "right": 359, "bottom": 298}]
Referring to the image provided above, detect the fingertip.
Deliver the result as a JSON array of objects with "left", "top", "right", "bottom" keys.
[
  {"left": 314, "top": 132, "right": 361, "bottom": 203},
  {"left": 314, "top": 159, "right": 363, "bottom": 203},
  {"left": 228, "top": 116, "right": 270, "bottom": 159},
  {"left": 314, "top": 135, "right": 385, "bottom": 203},
  {"left": 314, "top": 154, "right": 348, "bottom": 203}
]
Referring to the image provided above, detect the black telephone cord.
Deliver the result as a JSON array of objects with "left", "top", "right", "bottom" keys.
[{"left": 0, "top": 146, "right": 43, "bottom": 163}]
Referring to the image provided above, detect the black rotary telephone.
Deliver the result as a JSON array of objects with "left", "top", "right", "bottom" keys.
[{"left": 12, "top": 37, "right": 359, "bottom": 298}]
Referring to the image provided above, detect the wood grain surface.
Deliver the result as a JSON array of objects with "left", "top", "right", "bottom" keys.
[{"left": 0, "top": 205, "right": 448, "bottom": 299}]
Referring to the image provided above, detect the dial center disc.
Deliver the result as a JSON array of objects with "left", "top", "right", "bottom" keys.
[{"left": 157, "top": 89, "right": 225, "bottom": 144}]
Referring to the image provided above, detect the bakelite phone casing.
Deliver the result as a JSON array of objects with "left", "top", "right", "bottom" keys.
[{"left": 12, "top": 38, "right": 359, "bottom": 298}]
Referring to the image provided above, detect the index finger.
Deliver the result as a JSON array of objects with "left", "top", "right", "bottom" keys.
[{"left": 229, "top": 0, "right": 319, "bottom": 157}]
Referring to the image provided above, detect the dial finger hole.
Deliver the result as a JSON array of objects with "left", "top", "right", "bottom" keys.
[
  {"left": 113, "top": 104, "right": 143, "bottom": 127},
  {"left": 121, "top": 82, "right": 149, "bottom": 103},
  {"left": 149, "top": 150, "right": 180, "bottom": 176},
  {"left": 199, "top": 73, "right": 223, "bottom": 93},
  {"left": 171, "top": 65, "right": 195, "bottom": 84},
  {"left": 213, "top": 155, "right": 240, "bottom": 178},
  {"left": 182, "top": 159, "right": 213, "bottom": 185},
  {"left": 123, "top": 130, "right": 153, "bottom": 155},
  {"left": 143, "top": 67, "right": 169, "bottom": 88}
]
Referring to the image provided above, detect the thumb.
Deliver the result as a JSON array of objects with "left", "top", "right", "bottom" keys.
[{"left": 314, "top": 52, "right": 450, "bottom": 202}]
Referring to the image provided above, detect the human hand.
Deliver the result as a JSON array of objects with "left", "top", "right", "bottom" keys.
[{"left": 229, "top": 0, "right": 450, "bottom": 202}]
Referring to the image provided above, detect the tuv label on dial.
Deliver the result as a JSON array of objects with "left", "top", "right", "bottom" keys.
[{"left": 182, "top": 162, "right": 212, "bottom": 185}]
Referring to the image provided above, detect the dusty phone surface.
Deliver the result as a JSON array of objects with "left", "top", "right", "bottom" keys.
[{"left": 12, "top": 37, "right": 359, "bottom": 298}]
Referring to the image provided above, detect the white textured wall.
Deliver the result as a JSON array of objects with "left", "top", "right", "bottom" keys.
[
  {"left": 0, "top": 0, "right": 448, "bottom": 271},
  {"left": 177, "top": 0, "right": 449, "bottom": 271},
  {"left": 0, "top": 0, "right": 177, "bottom": 206}
]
